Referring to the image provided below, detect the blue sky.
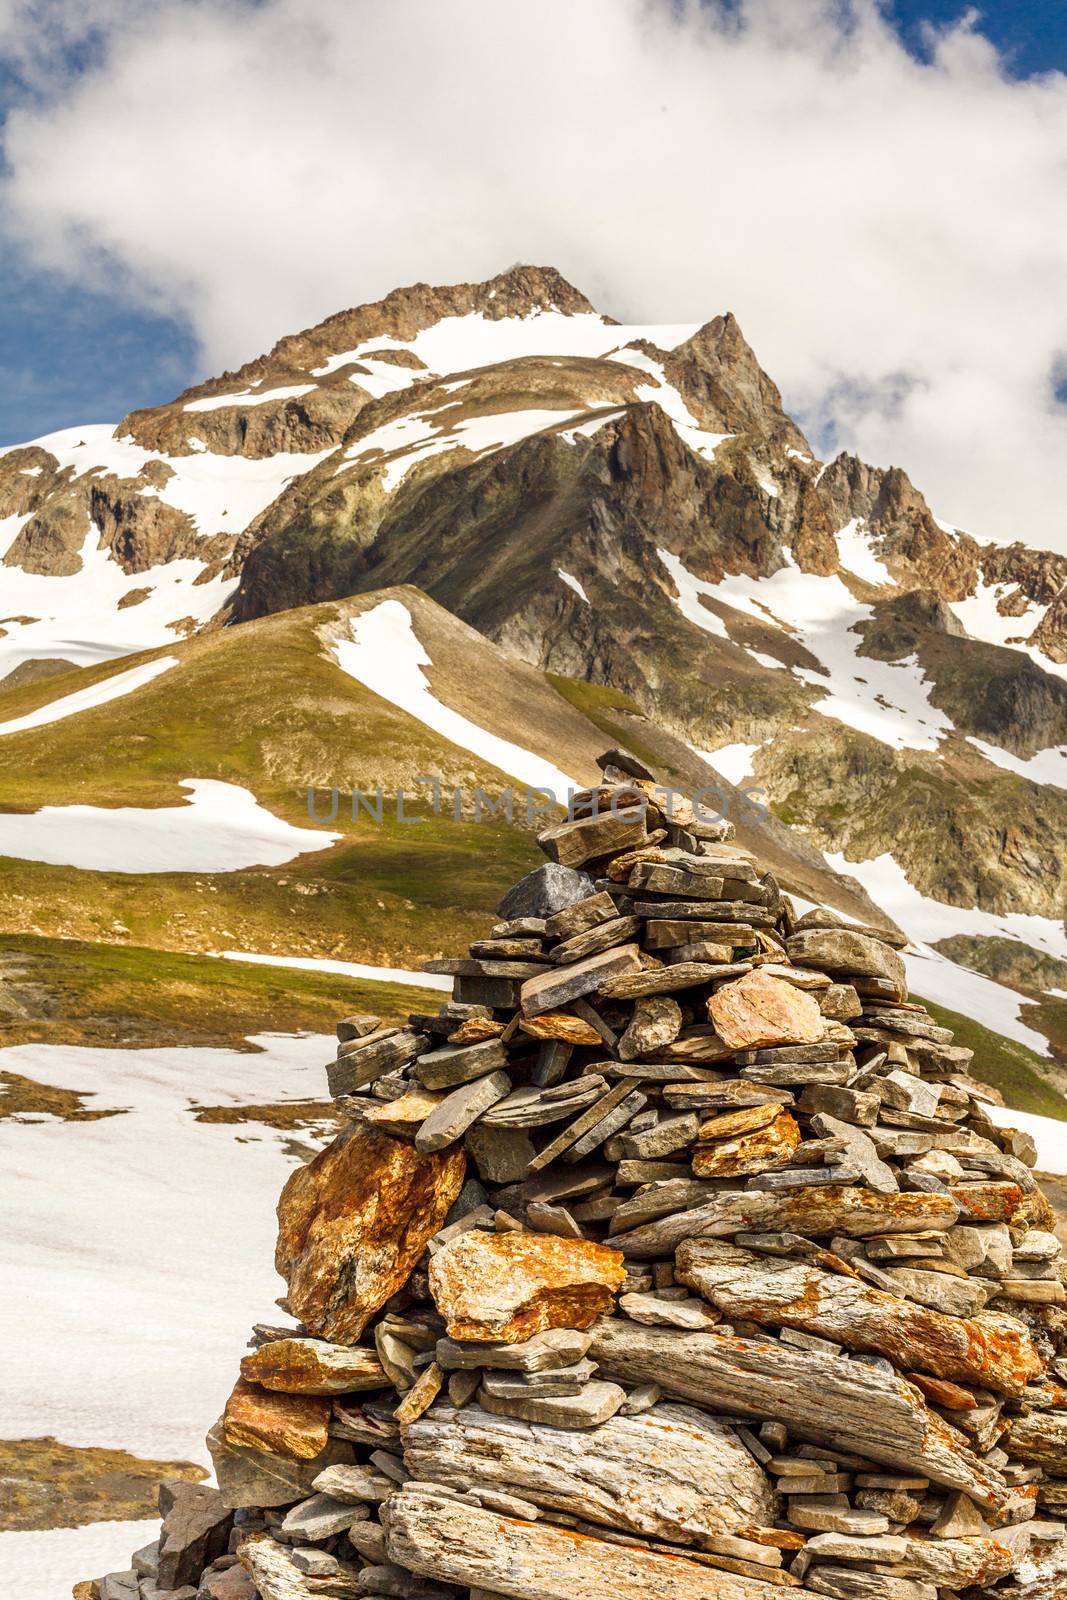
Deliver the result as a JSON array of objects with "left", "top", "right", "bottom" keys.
[{"left": 0, "top": 0, "right": 1065, "bottom": 565}]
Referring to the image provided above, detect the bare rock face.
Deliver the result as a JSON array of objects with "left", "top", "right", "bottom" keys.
[
  {"left": 275, "top": 1128, "right": 465, "bottom": 1342},
  {"left": 427, "top": 1229, "right": 625, "bottom": 1342},
  {"left": 708, "top": 969, "right": 824, "bottom": 1050}
]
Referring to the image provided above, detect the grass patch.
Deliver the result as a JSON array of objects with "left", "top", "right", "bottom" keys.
[
  {"left": 913, "top": 990, "right": 1067, "bottom": 1122},
  {"left": 0, "top": 1436, "right": 205, "bottom": 1532},
  {"left": 0, "top": 935, "right": 441, "bottom": 1050},
  {"left": 0, "top": 1070, "right": 125, "bottom": 1122},
  {"left": 547, "top": 673, "right": 663, "bottom": 773}
]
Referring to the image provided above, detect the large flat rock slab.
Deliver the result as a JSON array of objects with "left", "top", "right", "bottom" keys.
[{"left": 402, "top": 1399, "right": 775, "bottom": 1542}]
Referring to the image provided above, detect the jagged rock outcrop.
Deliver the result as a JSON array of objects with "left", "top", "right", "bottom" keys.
[{"left": 80, "top": 751, "right": 1067, "bottom": 1600}]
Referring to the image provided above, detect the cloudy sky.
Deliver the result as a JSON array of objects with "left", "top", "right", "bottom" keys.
[{"left": 1, "top": 0, "right": 1066, "bottom": 552}]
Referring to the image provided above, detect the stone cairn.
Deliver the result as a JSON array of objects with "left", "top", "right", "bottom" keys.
[{"left": 84, "top": 752, "right": 1067, "bottom": 1600}]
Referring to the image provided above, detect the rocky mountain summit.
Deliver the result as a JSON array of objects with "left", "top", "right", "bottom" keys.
[
  {"left": 1, "top": 263, "right": 1064, "bottom": 938},
  {"left": 79, "top": 755, "right": 1067, "bottom": 1600}
]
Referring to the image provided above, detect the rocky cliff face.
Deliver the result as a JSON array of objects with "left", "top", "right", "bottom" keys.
[{"left": 1, "top": 265, "right": 1064, "bottom": 932}]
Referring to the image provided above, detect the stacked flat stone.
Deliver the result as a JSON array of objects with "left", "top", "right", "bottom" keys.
[{"left": 85, "top": 753, "right": 1067, "bottom": 1600}]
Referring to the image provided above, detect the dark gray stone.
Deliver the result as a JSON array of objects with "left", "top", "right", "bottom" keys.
[{"left": 496, "top": 863, "right": 595, "bottom": 922}]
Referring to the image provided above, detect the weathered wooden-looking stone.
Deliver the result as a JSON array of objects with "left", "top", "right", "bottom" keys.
[
  {"left": 402, "top": 1399, "right": 775, "bottom": 1543},
  {"left": 383, "top": 1483, "right": 816, "bottom": 1600},
  {"left": 708, "top": 970, "right": 824, "bottom": 1051},
  {"left": 241, "top": 1535, "right": 360, "bottom": 1599},
  {"left": 240, "top": 1338, "right": 387, "bottom": 1395},
  {"left": 428, "top": 1228, "right": 625, "bottom": 1343},
  {"left": 587, "top": 1320, "right": 1006, "bottom": 1510},
  {"left": 676, "top": 1241, "right": 1043, "bottom": 1397},
  {"left": 1005, "top": 1411, "right": 1067, "bottom": 1473},
  {"left": 538, "top": 808, "right": 649, "bottom": 868},
  {"left": 520, "top": 943, "right": 643, "bottom": 1017},
  {"left": 222, "top": 1379, "right": 330, "bottom": 1462},
  {"left": 786, "top": 929, "right": 907, "bottom": 999},
  {"left": 275, "top": 1128, "right": 465, "bottom": 1342},
  {"left": 206, "top": 1420, "right": 350, "bottom": 1510},
  {"left": 612, "top": 1185, "right": 959, "bottom": 1257}
]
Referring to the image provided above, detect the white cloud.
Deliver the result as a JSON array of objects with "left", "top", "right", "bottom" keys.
[{"left": 2, "top": 0, "right": 1067, "bottom": 551}]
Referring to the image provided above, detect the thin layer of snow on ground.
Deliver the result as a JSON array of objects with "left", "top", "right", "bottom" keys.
[
  {"left": 824, "top": 848, "right": 1067, "bottom": 965},
  {"left": 0, "top": 656, "right": 177, "bottom": 735},
  {"left": 749, "top": 650, "right": 788, "bottom": 671},
  {"left": 787, "top": 448, "right": 815, "bottom": 464},
  {"left": 221, "top": 950, "right": 451, "bottom": 991},
  {"left": 183, "top": 383, "right": 316, "bottom": 412},
  {"left": 313, "top": 312, "right": 702, "bottom": 381},
  {"left": 0, "top": 524, "right": 233, "bottom": 676},
  {"left": 0, "top": 1518, "right": 159, "bottom": 1600},
  {"left": 334, "top": 599, "right": 578, "bottom": 796},
  {"left": 695, "top": 743, "right": 760, "bottom": 785},
  {"left": 967, "top": 736, "right": 1067, "bottom": 790},
  {"left": 983, "top": 1103, "right": 1067, "bottom": 1175},
  {"left": 658, "top": 545, "right": 954, "bottom": 753},
  {"left": 752, "top": 465, "right": 779, "bottom": 498},
  {"left": 0, "top": 1033, "right": 327, "bottom": 1470},
  {"left": 557, "top": 570, "right": 589, "bottom": 603},
  {"left": 835, "top": 519, "right": 894, "bottom": 586},
  {"left": 346, "top": 403, "right": 587, "bottom": 492},
  {"left": 0, "top": 779, "right": 338, "bottom": 873}
]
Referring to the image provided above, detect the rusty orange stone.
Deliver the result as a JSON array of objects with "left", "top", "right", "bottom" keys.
[
  {"left": 692, "top": 1111, "right": 802, "bottom": 1178},
  {"left": 707, "top": 970, "right": 823, "bottom": 1051},
  {"left": 907, "top": 1372, "right": 978, "bottom": 1409},
  {"left": 428, "top": 1228, "right": 626, "bottom": 1343},
  {"left": 222, "top": 1378, "right": 330, "bottom": 1461},
  {"left": 240, "top": 1337, "right": 387, "bottom": 1395},
  {"left": 275, "top": 1128, "right": 465, "bottom": 1342}
]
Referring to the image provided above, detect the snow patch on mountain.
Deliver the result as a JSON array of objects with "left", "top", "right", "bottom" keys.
[
  {"left": 825, "top": 847, "right": 1067, "bottom": 964},
  {"left": 967, "top": 736, "right": 1067, "bottom": 789},
  {"left": 659, "top": 546, "right": 953, "bottom": 752},
  {"left": 950, "top": 579, "right": 1067, "bottom": 682},
  {"left": 835, "top": 519, "right": 894, "bottom": 586},
  {"left": 695, "top": 742, "right": 761, "bottom": 785},
  {"left": 220, "top": 950, "right": 451, "bottom": 991},
  {"left": 0, "top": 779, "right": 337, "bottom": 872},
  {"left": 557, "top": 570, "right": 589, "bottom": 603},
  {"left": 333, "top": 599, "right": 578, "bottom": 795},
  {"left": 313, "top": 311, "right": 701, "bottom": 383},
  {"left": 0, "top": 527, "right": 233, "bottom": 675},
  {"left": 345, "top": 403, "right": 591, "bottom": 492},
  {"left": 183, "top": 383, "right": 317, "bottom": 413},
  {"left": 0, "top": 656, "right": 178, "bottom": 736}
]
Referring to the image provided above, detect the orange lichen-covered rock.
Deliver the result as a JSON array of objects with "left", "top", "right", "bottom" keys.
[
  {"left": 692, "top": 1111, "right": 801, "bottom": 1178},
  {"left": 275, "top": 1128, "right": 465, "bottom": 1342},
  {"left": 240, "top": 1337, "right": 387, "bottom": 1395},
  {"left": 677, "top": 1241, "right": 1044, "bottom": 1398},
  {"left": 222, "top": 1379, "right": 330, "bottom": 1461},
  {"left": 428, "top": 1228, "right": 626, "bottom": 1343},
  {"left": 707, "top": 970, "right": 823, "bottom": 1050}
]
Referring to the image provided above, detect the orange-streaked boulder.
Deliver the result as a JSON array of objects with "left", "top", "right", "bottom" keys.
[
  {"left": 276, "top": 1128, "right": 465, "bottom": 1341},
  {"left": 707, "top": 970, "right": 823, "bottom": 1051},
  {"left": 692, "top": 1110, "right": 801, "bottom": 1178},
  {"left": 222, "top": 1378, "right": 330, "bottom": 1461},
  {"left": 428, "top": 1228, "right": 626, "bottom": 1343},
  {"left": 240, "top": 1337, "right": 388, "bottom": 1395}
]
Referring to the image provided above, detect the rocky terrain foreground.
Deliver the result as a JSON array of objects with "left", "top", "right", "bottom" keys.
[{"left": 77, "top": 752, "right": 1067, "bottom": 1600}]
